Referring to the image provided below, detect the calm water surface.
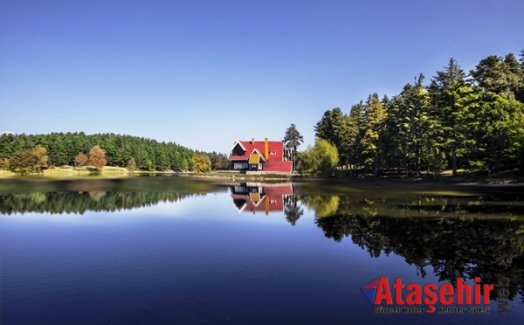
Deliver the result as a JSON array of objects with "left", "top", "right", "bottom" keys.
[{"left": 1, "top": 177, "right": 523, "bottom": 324}]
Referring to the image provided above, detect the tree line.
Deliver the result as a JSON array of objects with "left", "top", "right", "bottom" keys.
[
  {"left": 308, "top": 51, "right": 524, "bottom": 176},
  {"left": 0, "top": 132, "right": 230, "bottom": 174}
]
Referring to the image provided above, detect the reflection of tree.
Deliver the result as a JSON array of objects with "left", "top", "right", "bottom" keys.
[
  {"left": 0, "top": 177, "right": 224, "bottom": 214},
  {"left": 298, "top": 192, "right": 524, "bottom": 219},
  {"left": 316, "top": 214, "right": 524, "bottom": 301},
  {"left": 301, "top": 195, "right": 340, "bottom": 218},
  {"left": 0, "top": 191, "right": 201, "bottom": 214},
  {"left": 284, "top": 195, "right": 303, "bottom": 225}
]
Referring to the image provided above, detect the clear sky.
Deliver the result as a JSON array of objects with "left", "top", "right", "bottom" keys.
[{"left": 1, "top": 0, "right": 523, "bottom": 153}]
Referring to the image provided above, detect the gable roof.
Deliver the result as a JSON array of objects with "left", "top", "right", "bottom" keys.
[
  {"left": 231, "top": 141, "right": 246, "bottom": 152},
  {"left": 229, "top": 140, "right": 285, "bottom": 161}
]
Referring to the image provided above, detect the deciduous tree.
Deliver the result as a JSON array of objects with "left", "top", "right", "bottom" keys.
[
  {"left": 297, "top": 139, "right": 339, "bottom": 175},
  {"left": 192, "top": 153, "right": 211, "bottom": 173},
  {"left": 31, "top": 145, "right": 49, "bottom": 171},
  {"left": 74, "top": 152, "right": 88, "bottom": 166},
  {"left": 88, "top": 146, "right": 107, "bottom": 169},
  {"left": 8, "top": 150, "right": 37, "bottom": 175}
]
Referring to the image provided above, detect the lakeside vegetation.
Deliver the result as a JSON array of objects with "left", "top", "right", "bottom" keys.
[
  {"left": 296, "top": 51, "right": 524, "bottom": 177},
  {"left": 0, "top": 132, "right": 229, "bottom": 176}
]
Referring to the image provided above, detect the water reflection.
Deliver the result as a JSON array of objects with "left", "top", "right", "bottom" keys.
[
  {"left": 1, "top": 180, "right": 523, "bottom": 292},
  {"left": 1, "top": 178, "right": 524, "bottom": 323},
  {"left": 0, "top": 191, "right": 201, "bottom": 214},
  {"left": 298, "top": 188, "right": 524, "bottom": 303},
  {"left": 230, "top": 183, "right": 293, "bottom": 214},
  {"left": 0, "top": 177, "right": 223, "bottom": 214},
  {"left": 317, "top": 215, "right": 524, "bottom": 302}
]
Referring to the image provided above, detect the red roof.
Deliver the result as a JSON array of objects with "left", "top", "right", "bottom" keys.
[
  {"left": 229, "top": 140, "right": 293, "bottom": 173},
  {"left": 230, "top": 140, "right": 285, "bottom": 161}
]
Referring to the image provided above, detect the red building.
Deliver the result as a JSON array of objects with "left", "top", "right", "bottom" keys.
[{"left": 229, "top": 138, "right": 293, "bottom": 173}]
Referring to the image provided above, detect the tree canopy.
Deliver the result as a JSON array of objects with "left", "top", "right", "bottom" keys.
[
  {"left": 311, "top": 51, "right": 524, "bottom": 176},
  {"left": 0, "top": 132, "right": 227, "bottom": 172}
]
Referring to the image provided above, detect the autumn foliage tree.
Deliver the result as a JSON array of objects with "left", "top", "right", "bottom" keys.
[
  {"left": 32, "top": 145, "right": 49, "bottom": 171},
  {"left": 74, "top": 152, "right": 88, "bottom": 167},
  {"left": 87, "top": 146, "right": 107, "bottom": 169},
  {"left": 192, "top": 153, "right": 211, "bottom": 173}
]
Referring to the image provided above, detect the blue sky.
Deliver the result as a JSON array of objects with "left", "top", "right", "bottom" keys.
[{"left": 1, "top": 0, "right": 522, "bottom": 153}]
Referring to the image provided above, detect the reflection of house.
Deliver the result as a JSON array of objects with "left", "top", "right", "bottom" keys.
[
  {"left": 229, "top": 139, "right": 292, "bottom": 173},
  {"left": 230, "top": 183, "right": 293, "bottom": 214}
]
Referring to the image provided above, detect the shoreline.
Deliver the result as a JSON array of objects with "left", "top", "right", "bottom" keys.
[{"left": 0, "top": 168, "right": 522, "bottom": 187}]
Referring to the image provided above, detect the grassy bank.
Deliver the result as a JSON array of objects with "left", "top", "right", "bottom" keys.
[
  {"left": 0, "top": 167, "right": 522, "bottom": 185},
  {"left": 0, "top": 166, "right": 130, "bottom": 179}
]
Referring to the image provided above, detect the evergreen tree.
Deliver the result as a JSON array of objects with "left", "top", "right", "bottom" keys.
[
  {"left": 471, "top": 53, "right": 523, "bottom": 101},
  {"left": 346, "top": 102, "right": 365, "bottom": 172},
  {"left": 0, "top": 132, "right": 198, "bottom": 172},
  {"left": 314, "top": 108, "right": 351, "bottom": 165},
  {"left": 360, "top": 94, "right": 387, "bottom": 176},
  {"left": 429, "top": 58, "right": 468, "bottom": 176},
  {"left": 283, "top": 123, "right": 304, "bottom": 169}
]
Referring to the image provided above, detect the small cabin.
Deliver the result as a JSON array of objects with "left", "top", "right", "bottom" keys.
[{"left": 229, "top": 139, "right": 292, "bottom": 173}]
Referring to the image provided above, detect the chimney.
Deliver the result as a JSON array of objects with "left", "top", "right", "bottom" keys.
[{"left": 264, "top": 138, "right": 269, "bottom": 160}]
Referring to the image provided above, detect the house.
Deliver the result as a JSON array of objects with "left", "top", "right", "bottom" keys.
[
  {"left": 229, "top": 138, "right": 293, "bottom": 173},
  {"left": 230, "top": 183, "right": 294, "bottom": 214}
]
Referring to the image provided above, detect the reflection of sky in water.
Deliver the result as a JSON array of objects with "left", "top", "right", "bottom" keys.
[{"left": 1, "top": 192, "right": 524, "bottom": 324}]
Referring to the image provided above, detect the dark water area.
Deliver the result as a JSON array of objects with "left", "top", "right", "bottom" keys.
[{"left": 0, "top": 177, "right": 523, "bottom": 324}]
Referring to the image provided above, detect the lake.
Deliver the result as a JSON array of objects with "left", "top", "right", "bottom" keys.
[{"left": 1, "top": 176, "right": 523, "bottom": 324}]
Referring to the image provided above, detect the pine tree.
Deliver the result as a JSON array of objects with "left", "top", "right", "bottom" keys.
[
  {"left": 429, "top": 58, "right": 468, "bottom": 176},
  {"left": 360, "top": 94, "right": 387, "bottom": 176},
  {"left": 283, "top": 123, "right": 304, "bottom": 169},
  {"left": 315, "top": 108, "right": 351, "bottom": 166}
]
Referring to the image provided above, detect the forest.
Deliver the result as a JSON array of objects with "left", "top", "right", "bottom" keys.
[
  {"left": 0, "top": 132, "right": 229, "bottom": 173},
  {"left": 302, "top": 50, "right": 524, "bottom": 176}
]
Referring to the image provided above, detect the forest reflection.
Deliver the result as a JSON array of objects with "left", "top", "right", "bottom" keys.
[
  {"left": 0, "top": 177, "right": 223, "bottom": 214},
  {"left": 299, "top": 189, "right": 524, "bottom": 303},
  {"left": 1, "top": 179, "right": 523, "bottom": 302},
  {"left": 316, "top": 214, "right": 524, "bottom": 302},
  {"left": 0, "top": 191, "right": 202, "bottom": 214}
]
